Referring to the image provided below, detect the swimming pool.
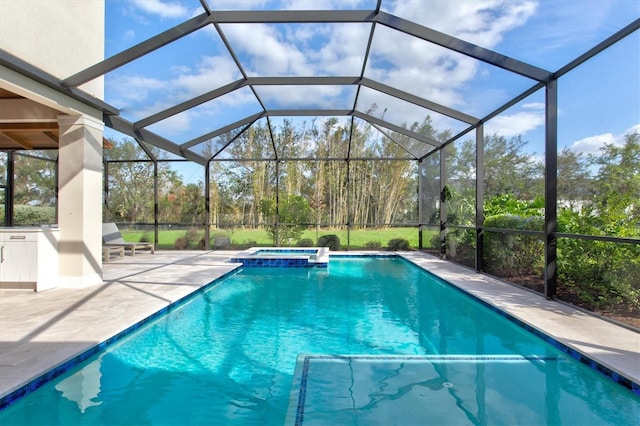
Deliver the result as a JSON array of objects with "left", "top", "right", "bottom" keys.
[{"left": 0, "top": 256, "right": 638, "bottom": 424}]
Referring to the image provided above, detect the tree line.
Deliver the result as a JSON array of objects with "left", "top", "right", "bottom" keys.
[
  {"left": 1, "top": 119, "right": 638, "bottom": 315},
  {"left": 2, "top": 119, "right": 638, "bottom": 240}
]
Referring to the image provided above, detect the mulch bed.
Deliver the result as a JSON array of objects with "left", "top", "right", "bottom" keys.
[{"left": 507, "top": 274, "right": 640, "bottom": 330}]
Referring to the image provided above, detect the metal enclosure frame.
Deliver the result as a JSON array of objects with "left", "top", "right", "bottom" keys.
[{"left": 2, "top": 6, "right": 639, "bottom": 300}]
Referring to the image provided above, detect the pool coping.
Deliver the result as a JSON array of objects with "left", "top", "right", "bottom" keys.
[{"left": 0, "top": 250, "right": 638, "bottom": 410}]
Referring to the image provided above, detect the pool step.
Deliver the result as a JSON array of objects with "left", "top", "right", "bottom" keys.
[{"left": 230, "top": 247, "right": 329, "bottom": 267}]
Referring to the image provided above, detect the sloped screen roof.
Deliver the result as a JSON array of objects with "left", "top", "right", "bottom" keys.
[{"left": 48, "top": 0, "right": 639, "bottom": 165}]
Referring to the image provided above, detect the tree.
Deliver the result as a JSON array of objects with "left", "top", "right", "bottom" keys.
[
  {"left": 589, "top": 131, "right": 640, "bottom": 230},
  {"left": 14, "top": 151, "right": 57, "bottom": 206},
  {"left": 557, "top": 148, "right": 592, "bottom": 207},
  {"left": 556, "top": 131, "right": 640, "bottom": 311},
  {"left": 224, "top": 122, "right": 276, "bottom": 227},
  {"left": 179, "top": 182, "right": 206, "bottom": 224},
  {"left": 104, "top": 140, "right": 155, "bottom": 223},
  {"left": 483, "top": 134, "right": 543, "bottom": 199},
  {"left": 104, "top": 138, "right": 183, "bottom": 224},
  {"left": 260, "top": 194, "right": 311, "bottom": 245}
]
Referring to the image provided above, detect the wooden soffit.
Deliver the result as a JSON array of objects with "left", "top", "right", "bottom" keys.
[{"left": 0, "top": 88, "right": 113, "bottom": 151}]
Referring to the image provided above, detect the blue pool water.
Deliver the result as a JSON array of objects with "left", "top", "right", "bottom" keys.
[{"left": 0, "top": 257, "right": 638, "bottom": 425}]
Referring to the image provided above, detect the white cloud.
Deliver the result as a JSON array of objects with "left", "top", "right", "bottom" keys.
[
  {"left": 108, "top": 74, "right": 166, "bottom": 105},
  {"left": 384, "top": 0, "right": 538, "bottom": 47},
  {"left": 131, "top": 0, "right": 190, "bottom": 19},
  {"left": 569, "top": 124, "right": 640, "bottom": 155},
  {"left": 148, "top": 111, "right": 193, "bottom": 135},
  {"left": 212, "top": 1, "right": 538, "bottom": 118},
  {"left": 222, "top": 23, "right": 312, "bottom": 76},
  {"left": 569, "top": 133, "right": 615, "bottom": 155},
  {"left": 256, "top": 85, "right": 355, "bottom": 109},
  {"left": 364, "top": 52, "right": 467, "bottom": 118},
  {"left": 206, "top": 0, "right": 371, "bottom": 11},
  {"left": 282, "top": 0, "right": 372, "bottom": 10},
  {"left": 107, "top": 54, "right": 252, "bottom": 123},
  {"left": 355, "top": 86, "right": 467, "bottom": 136},
  {"left": 510, "top": 0, "right": 618, "bottom": 55},
  {"left": 110, "top": 0, "right": 548, "bottom": 140},
  {"left": 364, "top": 1, "right": 537, "bottom": 112},
  {"left": 522, "top": 102, "right": 545, "bottom": 110},
  {"left": 311, "top": 24, "right": 370, "bottom": 75},
  {"left": 205, "top": 0, "right": 269, "bottom": 10},
  {"left": 220, "top": 22, "right": 369, "bottom": 78},
  {"left": 123, "top": 30, "right": 135, "bottom": 42},
  {"left": 625, "top": 123, "right": 640, "bottom": 135},
  {"left": 172, "top": 56, "right": 243, "bottom": 99},
  {"left": 484, "top": 103, "right": 545, "bottom": 137}
]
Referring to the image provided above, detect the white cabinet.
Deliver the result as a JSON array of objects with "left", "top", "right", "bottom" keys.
[{"left": 0, "top": 227, "right": 59, "bottom": 291}]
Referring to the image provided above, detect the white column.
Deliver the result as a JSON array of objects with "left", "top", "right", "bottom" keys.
[{"left": 57, "top": 114, "right": 103, "bottom": 286}]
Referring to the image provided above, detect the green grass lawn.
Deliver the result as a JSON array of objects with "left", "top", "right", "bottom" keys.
[{"left": 120, "top": 227, "right": 434, "bottom": 250}]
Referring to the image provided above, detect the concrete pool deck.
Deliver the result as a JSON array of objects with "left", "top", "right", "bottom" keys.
[{"left": 0, "top": 250, "right": 638, "bottom": 402}]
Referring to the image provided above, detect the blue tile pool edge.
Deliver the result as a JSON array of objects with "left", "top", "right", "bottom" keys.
[
  {"left": 0, "top": 266, "right": 242, "bottom": 411},
  {"left": 397, "top": 254, "right": 640, "bottom": 396}
]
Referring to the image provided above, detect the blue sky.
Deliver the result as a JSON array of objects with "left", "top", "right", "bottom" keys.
[{"left": 103, "top": 0, "right": 639, "bottom": 181}]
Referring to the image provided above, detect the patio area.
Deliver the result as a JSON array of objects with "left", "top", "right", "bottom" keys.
[{"left": 0, "top": 250, "right": 638, "bottom": 403}]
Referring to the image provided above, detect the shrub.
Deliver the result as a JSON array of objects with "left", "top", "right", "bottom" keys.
[
  {"left": 318, "top": 234, "right": 340, "bottom": 251},
  {"left": 557, "top": 208, "right": 640, "bottom": 310},
  {"left": 185, "top": 228, "right": 200, "bottom": 247},
  {"left": 483, "top": 214, "right": 544, "bottom": 277},
  {"left": 174, "top": 237, "right": 188, "bottom": 250},
  {"left": 429, "top": 228, "right": 476, "bottom": 261},
  {"left": 297, "top": 238, "right": 314, "bottom": 247},
  {"left": 12, "top": 205, "right": 56, "bottom": 225},
  {"left": 558, "top": 237, "right": 640, "bottom": 310},
  {"left": 388, "top": 238, "right": 410, "bottom": 251},
  {"left": 241, "top": 240, "right": 258, "bottom": 249},
  {"left": 213, "top": 236, "right": 231, "bottom": 249},
  {"left": 429, "top": 232, "right": 442, "bottom": 251},
  {"left": 364, "top": 240, "right": 382, "bottom": 249},
  {"left": 261, "top": 195, "right": 311, "bottom": 245},
  {"left": 173, "top": 228, "right": 201, "bottom": 249},
  {"left": 140, "top": 232, "right": 152, "bottom": 243}
]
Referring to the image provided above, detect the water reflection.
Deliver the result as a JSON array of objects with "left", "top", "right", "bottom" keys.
[{"left": 290, "top": 355, "right": 636, "bottom": 426}]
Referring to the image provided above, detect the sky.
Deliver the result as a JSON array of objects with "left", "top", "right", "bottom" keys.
[{"left": 102, "top": 0, "right": 640, "bottom": 182}]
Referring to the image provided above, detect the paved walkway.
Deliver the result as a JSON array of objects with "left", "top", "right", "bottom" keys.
[
  {"left": 0, "top": 250, "right": 638, "bottom": 401},
  {"left": 0, "top": 251, "right": 242, "bottom": 398}
]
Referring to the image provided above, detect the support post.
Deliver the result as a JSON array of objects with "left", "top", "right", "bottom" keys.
[
  {"left": 6, "top": 151, "right": 14, "bottom": 226},
  {"left": 544, "top": 80, "right": 558, "bottom": 298},
  {"left": 346, "top": 159, "right": 351, "bottom": 250},
  {"left": 275, "top": 160, "right": 280, "bottom": 247},
  {"left": 57, "top": 114, "right": 104, "bottom": 287},
  {"left": 204, "top": 162, "right": 210, "bottom": 250},
  {"left": 418, "top": 159, "right": 423, "bottom": 250},
  {"left": 153, "top": 159, "right": 159, "bottom": 250},
  {"left": 439, "top": 149, "right": 447, "bottom": 259},
  {"left": 475, "top": 124, "right": 484, "bottom": 272},
  {"left": 103, "top": 160, "right": 109, "bottom": 219}
]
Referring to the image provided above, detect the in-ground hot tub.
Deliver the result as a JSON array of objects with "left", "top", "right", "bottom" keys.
[{"left": 230, "top": 247, "right": 329, "bottom": 267}]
